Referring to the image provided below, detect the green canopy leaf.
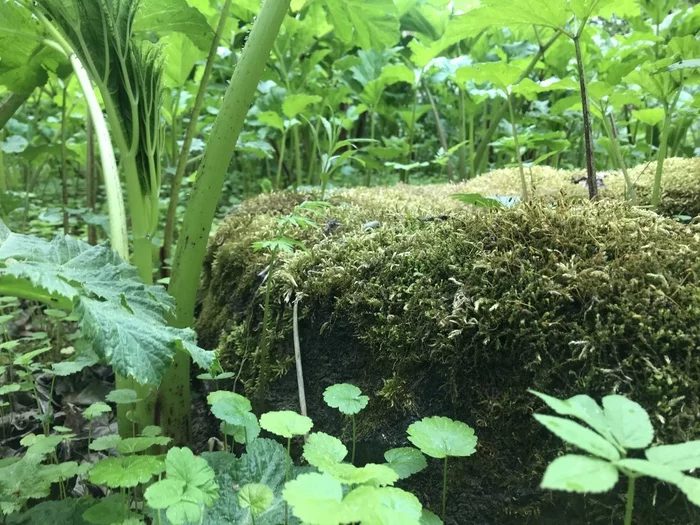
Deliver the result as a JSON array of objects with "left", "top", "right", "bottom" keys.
[{"left": 321, "top": 0, "right": 400, "bottom": 50}]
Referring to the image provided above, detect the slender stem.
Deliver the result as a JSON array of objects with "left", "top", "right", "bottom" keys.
[
  {"left": 162, "top": 0, "right": 234, "bottom": 268},
  {"left": 624, "top": 476, "right": 636, "bottom": 525},
  {"left": 425, "top": 82, "right": 453, "bottom": 181},
  {"left": 506, "top": 93, "right": 528, "bottom": 201},
  {"left": 473, "top": 30, "right": 563, "bottom": 174},
  {"left": 442, "top": 456, "right": 448, "bottom": 521},
  {"left": 60, "top": 83, "right": 69, "bottom": 235},
  {"left": 292, "top": 296, "right": 307, "bottom": 418},
  {"left": 351, "top": 414, "right": 357, "bottom": 465},
  {"left": 573, "top": 35, "right": 597, "bottom": 199},
  {"left": 458, "top": 88, "right": 468, "bottom": 181},
  {"left": 651, "top": 91, "right": 681, "bottom": 208},
  {"left": 256, "top": 250, "right": 278, "bottom": 405},
  {"left": 406, "top": 86, "right": 419, "bottom": 167},
  {"left": 285, "top": 436, "right": 291, "bottom": 525},
  {"left": 292, "top": 125, "right": 303, "bottom": 189},
  {"left": 276, "top": 130, "right": 288, "bottom": 190},
  {"left": 86, "top": 114, "right": 98, "bottom": 245}
]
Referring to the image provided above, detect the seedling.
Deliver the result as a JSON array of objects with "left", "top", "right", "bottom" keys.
[
  {"left": 323, "top": 382, "right": 369, "bottom": 464},
  {"left": 530, "top": 390, "right": 700, "bottom": 525},
  {"left": 407, "top": 416, "right": 478, "bottom": 521}
]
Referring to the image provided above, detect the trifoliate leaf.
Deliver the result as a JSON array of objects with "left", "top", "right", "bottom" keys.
[
  {"left": 238, "top": 483, "right": 274, "bottom": 516},
  {"left": 89, "top": 435, "right": 122, "bottom": 451},
  {"left": 83, "top": 402, "right": 112, "bottom": 421},
  {"left": 260, "top": 411, "right": 313, "bottom": 438},
  {"left": 89, "top": 456, "right": 165, "bottom": 488},
  {"left": 541, "top": 455, "right": 619, "bottom": 493},
  {"left": 534, "top": 415, "right": 620, "bottom": 461},
  {"left": 602, "top": 395, "right": 654, "bottom": 450},
  {"left": 283, "top": 472, "right": 350, "bottom": 524},
  {"left": 323, "top": 383, "right": 369, "bottom": 415},
  {"left": 407, "top": 416, "right": 477, "bottom": 459},
  {"left": 616, "top": 458, "right": 686, "bottom": 486},
  {"left": 646, "top": 441, "right": 700, "bottom": 472},
  {"left": 384, "top": 447, "right": 428, "bottom": 480},
  {"left": 145, "top": 478, "right": 186, "bottom": 509},
  {"left": 303, "top": 432, "right": 348, "bottom": 471},
  {"left": 106, "top": 389, "right": 140, "bottom": 404},
  {"left": 344, "top": 485, "right": 422, "bottom": 525},
  {"left": 116, "top": 436, "right": 172, "bottom": 455}
]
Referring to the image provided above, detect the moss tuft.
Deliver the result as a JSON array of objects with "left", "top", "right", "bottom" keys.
[{"left": 196, "top": 176, "right": 700, "bottom": 524}]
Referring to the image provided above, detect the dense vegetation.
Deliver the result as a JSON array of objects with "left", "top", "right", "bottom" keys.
[{"left": 0, "top": 0, "right": 698, "bottom": 523}]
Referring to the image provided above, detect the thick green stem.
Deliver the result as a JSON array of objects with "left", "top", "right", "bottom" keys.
[
  {"left": 442, "top": 456, "right": 448, "bottom": 521},
  {"left": 473, "top": 31, "right": 562, "bottom": 174},
  {"left": 162, "top": 0, "right": 233, "bottom": 268},
  {"left": 624, "top": 476, "right": 636, "bottom": 525},
  {"left": 0, "top": 92, "right": 32, "bottom": 131},
  {"left": 573, "top": 35, "right": 597, "bottom": 199},
  {"left": 507, "top": 93, "right": 528, "bottom": 201},
  {"left": 165, "top": 0, "right": 291, "bottom": 444}
]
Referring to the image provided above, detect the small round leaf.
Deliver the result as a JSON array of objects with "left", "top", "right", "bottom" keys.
[
  {"left": 282, "top": 472, "right": 349, "bottom": 524},
  {"left": 384, "top": 447, "right": 428, "bottom": 479},
  {"left": 323, "top": 383, "right": 369, "bottom": 415},
  {"left": 303, "top": 432, "right": 348, "bottom": 471},
  {"left": 238, "top": 483, "right": 274, "bottom": 516}
]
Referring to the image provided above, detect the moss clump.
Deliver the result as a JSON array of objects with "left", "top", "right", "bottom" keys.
[
  {"left": 197, "top": 190, "right": 700, "bottom": 524},
  {"left": 424, "top": 157, "right": 699, "bottom": 219}
]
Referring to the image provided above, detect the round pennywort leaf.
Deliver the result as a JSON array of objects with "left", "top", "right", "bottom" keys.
[
  {"left": 407, "top": 416, "right": 477, "bottom": 459},
  {"left": 238, "top": 483, "right": 274, "bottom": 516},
  {"left": 260, "top": 410, "right": 313, "bottom": 438},
  {"left": 384, "top": 447, "right": 428, "bottom": 479},
  {"left": 323, "top": 383, "right": 369, "bottom": 415}
]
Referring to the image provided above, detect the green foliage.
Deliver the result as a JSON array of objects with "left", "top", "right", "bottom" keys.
[
  {"left": 323, "top": 383, "right": 369, "bottom": 415},
  {"left": 259, "top": 410, "right": 313, "bottom": 438},
  {"left": 407, "top": 416, "right": 478, "bottom": 459},
  {"left": 0, "top": 223, "right": 214, "bottom": 385},
  {"left": 533, "top": 391, "right": 700, "bottom": 523}
]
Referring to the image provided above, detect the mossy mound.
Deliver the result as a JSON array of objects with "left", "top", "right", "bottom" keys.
[
  {"left": 196, "top": 191, "right": 700, "bottom": 525},
  {"left": 433, "top": 157, "right": 699, "bottom": 218}
]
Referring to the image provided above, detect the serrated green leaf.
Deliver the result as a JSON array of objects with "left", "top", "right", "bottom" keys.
[
  {"left": 541, "top": 455, "right": 618, "bottom": 493},
  {"left": 134, "top": 0, "right": 213, "bottom": 50},
  {"left": 384, "top": 447, "right": 427, "bottom": 480},
  {"left": 89, "top": 434, "right": 122, "bottom": 451},
  {"left": 83, "top": 402, "right": 112, "bottom": 420},
  {"left": 326, "top": 462, "right": 399, "bottom": 487},
  {"left": 141, "top": 425, "right": 163, "bottom": 437},
  {"left": 407, "top": 416, "right": 477, "bottom": 459},
  {"left": 260, "top": 410, "right": 313, "bottom": 438},
  {"left": 82, "top": 494, "right": 140, "bottom": 525},
  {"left": 116, "top": 436, "right": 172, "bottom": 455},
  {"left": 534, "top": 414, "right": 620, "bottom": 461},
  {"left": 303, "top": 432, "right": 348, "bottom": 471},
  {"left": 323, "top": 383, "right": 369, "bottom": 415},
  {"left": 322, "top": 0, "right": 400, "bottom": 50},
  {"left": 420, "top": 508, "right": 443, "bottom": 525},
  {"left": 646, "top": 441, "right": 700, "bottom": 472},
  {"left": 106, "top": 389, "right": 140, "bottom": 404},
  {"left": 89, "top": 456, "right": 164, "bottom": 488},
  {"left": 343, "top": 485, "right": 422, "bottom": 525},
  {"left": 616, "top": 458, "right": 685, "bottom": 485},
  {"left": 220, "top": 411, "right": 261, "bottom": 444},
  {"left": 164, "top": 447, "right": 219, "bottom": 508},
  {"left": 238, "top": 483, "right": 274, "bottom": 516},
  {"left": 282, "top": 94, "right": 322, "bottom": 119},
  {"left": 145, "top": 478, "right": 186, "bottom": 510},
  {"left": 161, "top": 33, "right": 206, "bottom": 88},
  {"left": 602, "top": 395, "right": 654, "bottom": 450},
  {"left": 283, "top": 472, "right": 350, "bottom": 524}
]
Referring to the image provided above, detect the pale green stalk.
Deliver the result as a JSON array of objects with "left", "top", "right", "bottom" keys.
[
  {"left": 506, "top": 93, "right": 528, "bottom": 201},
  {"left": 624, "top": 476, "right": 636, "bottom": 525},
  {"left": 163, "top": 0, "right": 291, "bottom": 444},
  {"left": 651, "top": 91, "right": 682, "bottom": 208}
]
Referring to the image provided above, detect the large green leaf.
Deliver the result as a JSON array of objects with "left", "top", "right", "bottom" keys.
[
  {"left": 0, "top": 223, "right": 214, "bottom": 386},
  {"left": 343, "top": 486, "right": 423, "bottom": 525},
  {"left": 161, "top": 33, "right": 206, "bottom": 88},
  {"left": 407, "top": 416, "right": 477, "bottom": 459},
  {"left": 540, "top": 455, "right": 619, "bottom": 493},
  {"left": 203, "top": 439, "right": 309, "bottom": 524},
  {"left": 322, "top": 0, "right": 400, "bottom": 50},
  {"left": 283, "top": 472, "right": 351, "bottom": 524},
  {"left": 134, "top": 0, "right": 214, "bottom": 50}
]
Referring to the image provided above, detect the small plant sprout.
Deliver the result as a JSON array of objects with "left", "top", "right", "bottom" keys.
[
  {"left": 407, "top": 416, "right": 478, "bottom": 521},
  {"left": 106, "top": 389, "right": 143, "bottom": 437},
  {"left": 238, "top": 483, "right": 274, "bottom": 525},
  {"left": 207, "top": 390, "right": 260, "bottom": 449},
  {"left": 260, "top": 410, "right": 313, "bottom": 525},
  {"left": 82, "top": 402, "right": 111, "bottom": 448},
  {"left": 144, "top": 447, "right": 219, "bottom": 525},
  {"left": 530, "top": 390, "right": 700, "bottom": 525},
  {"left": 323, "top": 383, "right": 369, "bottom": 464}
]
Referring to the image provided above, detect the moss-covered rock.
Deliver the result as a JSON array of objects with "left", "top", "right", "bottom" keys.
[
  {"left": 436, "top": 157, "right": 700, "bottom": 219},
  {"left": 196, "top": 188, "right": 700, "bottom": 525}
]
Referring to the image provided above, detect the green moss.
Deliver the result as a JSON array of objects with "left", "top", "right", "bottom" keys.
[{"left": 196, "top": 183, "right": 700, "bottom": 524}]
